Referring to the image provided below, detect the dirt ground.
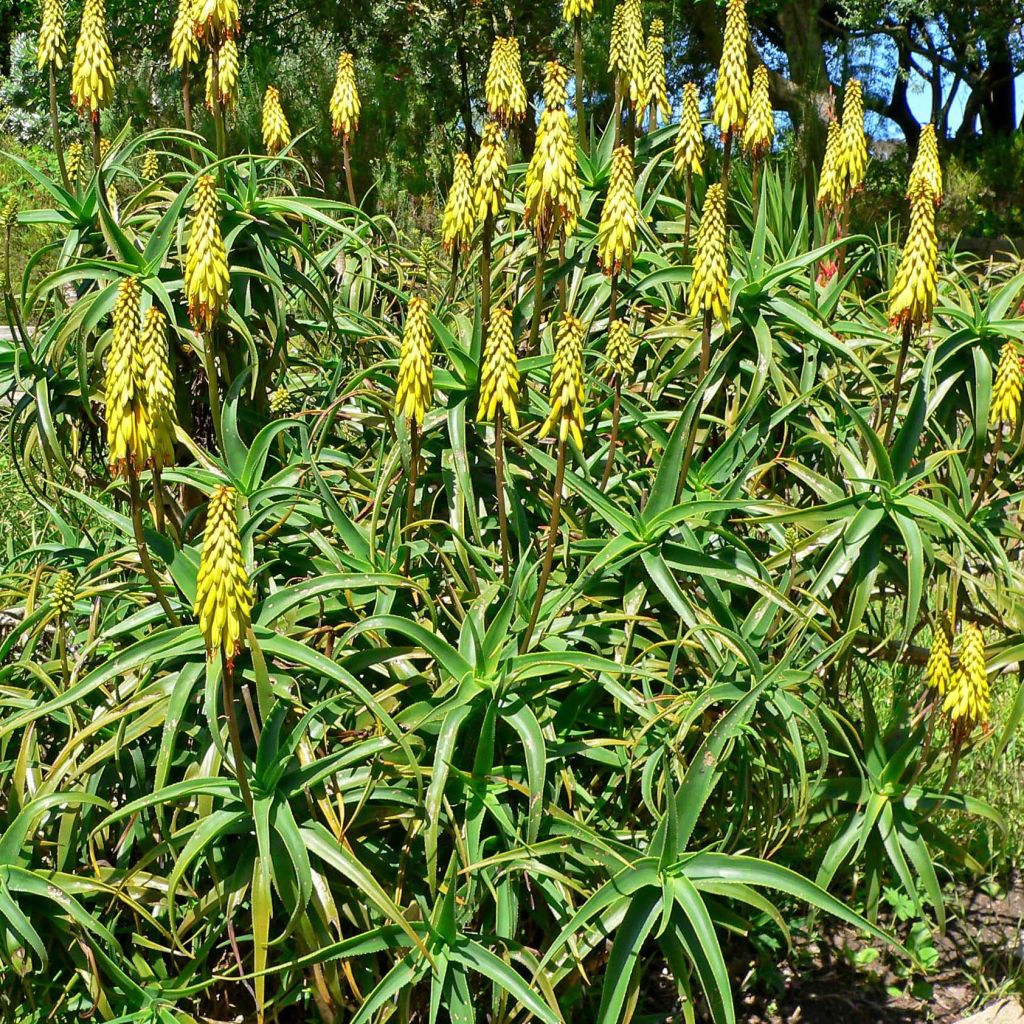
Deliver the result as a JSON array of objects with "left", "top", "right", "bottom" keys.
[{"left": 738, "top": 874, "right": 1024, "bottom": 1024}]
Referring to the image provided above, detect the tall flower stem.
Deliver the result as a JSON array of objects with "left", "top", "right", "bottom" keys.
[
  {"left": 211, "top": 51, "right": 227, "bottom": 163},
  {"left": 720, "top": 128, "right": 734, "bottom": 190},
  {"left": 683, "top": 170, "right": 693, "bottom": 262},
  {"left": 600, "top": 378, "right": 622, "bottom": 491},
  {"left": 557, "top": 235, "right": 567, "bottom": 313},
  {"left": 404, "top": 420, "right": 421, "bottom": 569},
  {"left": 481, "top": 212, "right": 494, "bottom": 344},
  {"left": 221, "top": 651, "right": 253, "bottom": 812},
  {"left": 181, "top": 67, "right": 193, "bottom": 134},
  {"left": 447, "top": 249, "right": 459, "bottom": 304},
  {"left": 91, "top": 119, "right": 102, "bottom": 177},
  {"left": 882, "top": 321, "right": 913, "bottom": 446},
  {"left": 573, "top": 16, "right": 587, "bottom": 155},
  {"left": 202, "top": 331, "right": 225, "bottom": 453},
  {"left": 494, "top": 412, "right": 511, "bottom": 583},
  {"left": 48, "top": 67, "right": 69, "bottom": 191},
  {"left": 127, "top": 467, "right": 181, "bottom": 627},
  {"left": 526, "top": 240, "right": 547, "bottom": 355},
  {"left": 520, "top": 435, "right": 567, "bottom": 653},
  {"left": 968, "top": 431, "right": 1003, "bottom": 521},
  {"left": 342, "top": 136, "right": 356, "bottom": 206},
  {"left": 751, "top": 158, "right": 761, "bottom": 223},
  {"left": 679, "top": 310, "right": 712, "bottom": 497}
]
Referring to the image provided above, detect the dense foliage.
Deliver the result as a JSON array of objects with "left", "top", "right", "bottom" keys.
[{"left": 0, "top": 0, "right": 1023, "bottom": 1022}]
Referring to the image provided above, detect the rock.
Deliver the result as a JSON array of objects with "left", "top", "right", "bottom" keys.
[{"left": 958, "top": 999, "right": 1024, "bottom": 1024}]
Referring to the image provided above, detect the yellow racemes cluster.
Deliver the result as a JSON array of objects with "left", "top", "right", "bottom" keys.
[
  {"left": 816, "top": 120, "right": 845, "bottom": 212},
  {"left": 887, "top": 186, "right": 937, "bottom": 331},
  {"left": 598, "top": 145, "right": 640, "bottom": 276},
  {"left": 524, "top": 61, "right": 579, "bottom": 244},
  {"left": 262, "top": 85, "right": 291, "bottom": 154},
  {"left": 674, "top": 83, "right": 704, "bottom": 178},
  {"left": 141, "top": 149, "right": 159, "bottom": 180},
  {"left": 485, "top": 37, "right": 527, "bottom": 129},
  {"left": 926, "top": 623, "right": 952, "bottom": 695},
  {"left": 269, "top": 384, "right": 295, "bottom": 416},
  {"left": 195, "top": 485, "right": 253, "bottom": 663},
  {"left": 37, "top": 0, "right": 66, "bottom": 70},
  {"left": 0, "top": 197, "right": 18, "bottom": 233},
  {"left": 139, "top": 308, "right": 178, "bottom": 471},
  {"left": 71, "top": 0, "right": 115, "bottom": 119},
  {"left": 206, "top": 38, "right": 239, "bottom": 111},
  {"left": 689, "top": 183, "right": 730, "bottom": 320},
  {"left": 714, "top": 0, "right": 749, "bottom": 136},
  {"left": 65, "top": 141, "right": 83, "bottom": 186},
  {"left": 474, "top": 120, "right": 508, "bottom": 220},
  {"left": 991, "top": 342, "right": 1023, "bottom": 429},
  {"left": 184, "top": 174, "right": 230, "bottom": 332},
  {"left": 540, "top": 314, "right": 586, "bottom": 447},
  {"left": 170, "top": 0, "right": 198, "bottom": 69},
  {"left": 330, "top": 52, "right": 360, "bottom": 140},
  {"left": 609, "top": 0, "right": 645, "bottom": 109},
  {"left": 105, "top": 277, "right": 151, "bottom": 474},
  {"left": 441, "top": 152, "right": 477, "bottom": 254},
  {"left": 52, "top": 570, "right": 76, "bottom": 621},
  {"left": 563, "top": 0, "right": 594, "bottom": 19},
  {"left": 394, "top": 296, "right": 434, "bottom": 425},
  {"left": 942, "top": 622, "right": 989, "bottom": 733},
  {"left": 478, "top": 307, "right": 520, "bottom": 428},
  {"left": 644, "top": 19, "right": 670, "bottom": 125},
  {"left": 604, "top": 319, "right": 636, "bottom": 380},
  {"left": 193, "top": 0, "right": 239, "bottom": 45},
  {"left": 838, "top": 78, "right": 867, "bottom": 193},
  {"left": 908, "top": 124, "right": 942, "bottom": 205},
  {"left": 743, "top": 64, "right": 774, "bottom": 159}
]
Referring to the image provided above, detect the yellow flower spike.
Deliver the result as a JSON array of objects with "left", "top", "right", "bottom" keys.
[
  {"left": 887, "top": 187, "right": 937, "bottom": 332},
  {"left": 474, "top": 120, "right": 507, "bottom": 221},
  {"left": 105, "top": 276, "right": 151, "bottom": 475},
  {"left": 563, "top": 0, "right": 594, "bottom": 19},
  {"left": 598, "top": 145, "right": 640, "bottom": 276},
  {"left": 608, "top": 2, "right": 644, "bottom": 106},
  {"left": 169, "top": 0, "right": 198, "bottom": 69},
  {"left": 742, "top": 65, "right": 774, "bottom": 159},
  {"left": 838, "top": 78, "right": 867, "bottom": 194},
  {"left": 141, "top": 149, "right": 159, "bottom": 180},
  {"left": 262, "top": 85, "right": 291, "bottom": 154},
  {"left": 71, "top": 0, "right": 115, "bottom": 120},
  {"left": 926, "top": 624, "right": 952, "bottom": 696},
  {"left": 714, "top": 0, "right": 750, "bottom": 136},
  {"left": 394, "top": 296, "right": 434, "bottom": 425},
  {"left": 269, "top": 385, "right": 294, "bottom": 416},
  {"left": 991, "top": 342, "right": 1023, "bottom": 429},
  {"left": 193, "top": 0, "right": 239, "bottom": 45},
  {"left": 485, "top": 37, "right": 526, "bottom": 129},
  {"left": 195, "top": 485, "right": 253, "bottom": 664},
  {"left": 52, "top": 570, "right": 76, "bottom": 621},
  {"left": 604, "top": 319, "right": 636, "bottom": 381},
  {"left": 644, "top": 18, "right": 670, "bottom": 126},
  {"left": 98, "top": 137, "right": 111, "bottom": 162},
  {"left": 673, "top": 83, "right": 704, "bottom": 178},
  {"left": 540, "top": 314, "right": 586, "bottom": 448},
  {"left": 184, "top": 174, "right": 230, "bottom": 332},
  {"left": 206, "top": 37, "right": 238, "bottom": 111},
  {"left": 816, "top": 120, "right": 845, "bottom": 212},
  {"left": 139, "top": 307, "right": 178, "bottom": 471},
  {"left": 0, "top": 197, "right": 18, "bottom": 232},
  {"left": 65, "top": 141, "right": 83, "bottom": 186},
  {"left": 478, "top": 307, "right": 520, "bottom": 429},
  {"left": 689, "top": 182, "right": 730, "bottom": 321},
  {"left": 441, "top": 152, "right": 477, "bottom": 254},
  {"left": 524, "top": 61, "right": 579, "bottom": 245},
  {"left": 908, "top": 124, "right": 942, "bottom": 205},
  {"left": 942, "top": 622, "right": 989, "bottom": 733},
  {"left": 330, "top": 52, "right": 360, "bottom": 140},
  {"left": 37, "top": 0, "right": 66, "bottom": 70}
]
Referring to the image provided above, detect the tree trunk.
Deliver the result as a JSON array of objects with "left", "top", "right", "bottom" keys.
[{"left": 980, "top": 32, "right": 1016, "bottom": 135}]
